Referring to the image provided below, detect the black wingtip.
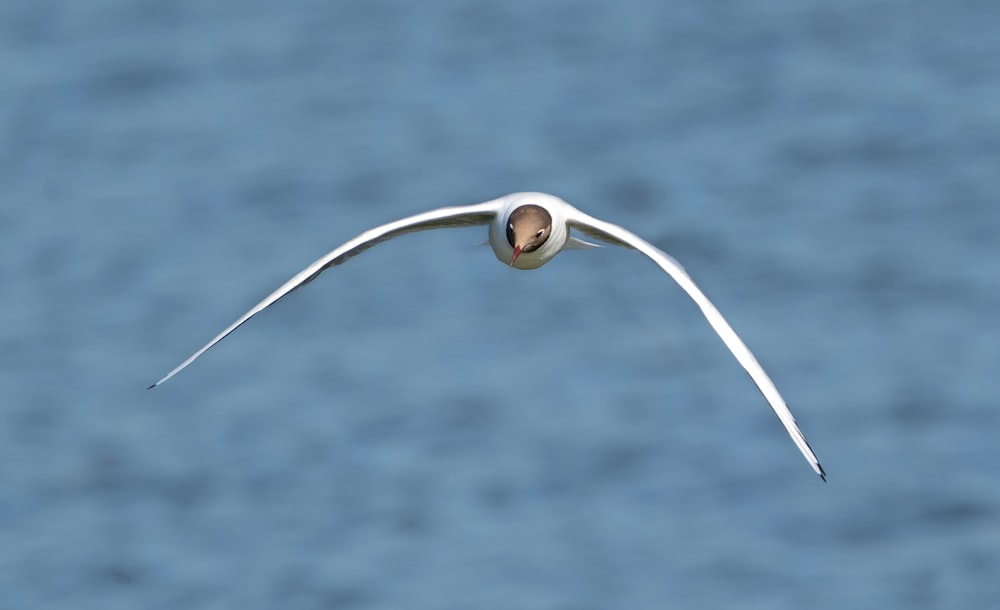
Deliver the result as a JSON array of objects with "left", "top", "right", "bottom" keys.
[
  {"left": 818, "top": 465, "right": 827, "bottom": 483},
  {"left": 146, "top": 383, "right": 157, "bottom": 390}
]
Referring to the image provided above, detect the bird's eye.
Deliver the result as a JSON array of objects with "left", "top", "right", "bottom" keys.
[
  {"left": 535, "top": 229, "right": 545, "bottom": 238},
  {"left": 508, "top": 223, "right": 514, "bottom": 230}
]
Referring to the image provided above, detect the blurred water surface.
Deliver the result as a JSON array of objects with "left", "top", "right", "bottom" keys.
[{"left": 2, "top": 1, "right": 999, "bottom": 608}]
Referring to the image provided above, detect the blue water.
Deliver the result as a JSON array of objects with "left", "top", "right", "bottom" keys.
[{"left": 3, "top": 1, "right": 999, "bottom": 608}]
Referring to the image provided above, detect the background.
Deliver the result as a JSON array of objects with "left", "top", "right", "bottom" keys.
[{"left": 3, "top": 1, "right": 998, "bottom": 608}]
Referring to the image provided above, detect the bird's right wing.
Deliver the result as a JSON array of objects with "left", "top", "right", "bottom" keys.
[{"left": 149, "top": 200, "right": 504, "bottom": 388}]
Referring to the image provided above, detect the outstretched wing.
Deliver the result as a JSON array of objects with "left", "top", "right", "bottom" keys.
[
  {"left": 150, "top": 201, "right": 504, "bottom": 388},
  {"left": 568, "top": 210, "right": 826, "bottom": 481}
]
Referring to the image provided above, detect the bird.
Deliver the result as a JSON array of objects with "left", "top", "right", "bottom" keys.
[{"left": 149, "top": 192, "right": 826, "bottom": 480}]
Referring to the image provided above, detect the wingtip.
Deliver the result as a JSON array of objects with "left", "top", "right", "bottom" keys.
[
  {"left": 147, "top": 382, "right": 157, "bottom": 390},
  {"left": 817, "top": 464, "right": 827, "bottom": 483}
]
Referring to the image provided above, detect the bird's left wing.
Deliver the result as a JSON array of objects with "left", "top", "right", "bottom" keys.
[
  {"left": 149, "top": 200, "right": 504, "bottom": 388},
  {"left": 568, "top": 210, "right": 826, "bottom": 481}
]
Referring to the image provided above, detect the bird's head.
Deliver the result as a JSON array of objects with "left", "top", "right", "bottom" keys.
[{"left": 506, "top": 205, "right": 552, "bottom": 266}]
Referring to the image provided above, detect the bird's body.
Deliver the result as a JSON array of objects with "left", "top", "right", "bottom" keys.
[{"left": 151, "top": 192, "right": 826, "bottom": 480}]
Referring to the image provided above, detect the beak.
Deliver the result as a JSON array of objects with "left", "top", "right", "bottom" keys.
[{"left": 509, "top": 245, "right": 523, "bottom": 267}]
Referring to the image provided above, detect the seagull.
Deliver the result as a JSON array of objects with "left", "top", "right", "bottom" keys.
[{"left": 150, "top": 192, "right": 826, "bottom": 480}]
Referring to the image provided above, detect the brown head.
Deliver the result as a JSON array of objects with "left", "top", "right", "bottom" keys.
[{"left": 506, "top": 205, "right": 552, "bottom": 266}]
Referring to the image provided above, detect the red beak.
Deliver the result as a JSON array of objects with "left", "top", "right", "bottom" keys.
[{"left": 509, "top": 246, "right": 523, "bottom": 267}]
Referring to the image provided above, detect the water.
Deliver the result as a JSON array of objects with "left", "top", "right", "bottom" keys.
[{"left": 2, "top": 1, "right": 998, "bottom": 608}]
